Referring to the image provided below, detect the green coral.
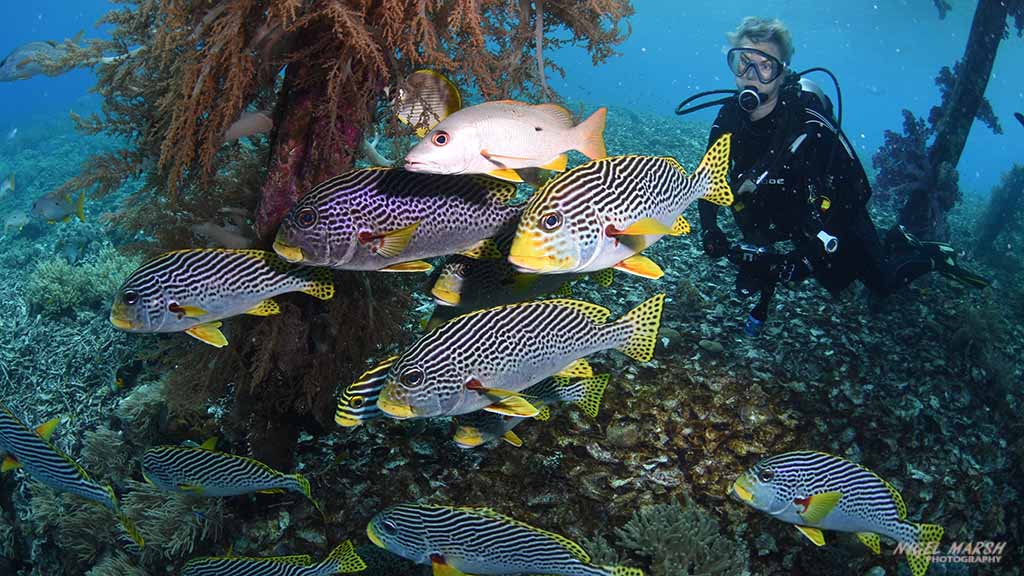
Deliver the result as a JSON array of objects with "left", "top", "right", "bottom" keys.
[
  {"left": 612, "top": 498, "right": 749, "bottom": 576},
  {"left": 24, "top": 244, "right": 140, "bottom": 316}
]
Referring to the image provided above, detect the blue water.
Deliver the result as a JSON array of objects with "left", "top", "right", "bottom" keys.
[{"left": 3, "top": 1, "right": 1020, "bottom": 194}]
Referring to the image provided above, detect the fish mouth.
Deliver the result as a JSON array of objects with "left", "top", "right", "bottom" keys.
[
  {"left": 377, "top": 390, "right": 418, "bottom": 420},
  {"left": 453, "top": 426, "right": 484, "bottom": 449},
  {"left": 731, "top": 476, "right": 755, "bottom": 504},
  {"left": 109, "top": 306, "right": 137, "bottom": 330},
  {"left": 272, "top": 239, "right": 304, "bottom": 263},
  {"left": 334, "top": 413, "right": 363, "bottom": 428},
  {"left": 507, "top": 252, "right": 564, "bottom": 274},
  {"left": 430, "top": 285, "right": 461, "bottom": 306},
  {"left": 366, "top": 522, "right": 386, "bottom": 548}
]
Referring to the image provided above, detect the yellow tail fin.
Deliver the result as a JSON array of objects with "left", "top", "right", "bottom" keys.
[
  {"left": 575, "top": 107, "right": 608, "bottom": 160},
  {"left": 75, "top": 192, "right": 87, "bottom": 222},
  {"left": 616, "top": 293, "right": 665, "bottom": 362},
  {"left": 319, "top": 540, "right": 366, "bottom": 573},
  {"left": 906, "top": 523, "right": 944, "bottom": 576},
  {"left": 692, "top": 133, "right": 733, "bottom": 207}
]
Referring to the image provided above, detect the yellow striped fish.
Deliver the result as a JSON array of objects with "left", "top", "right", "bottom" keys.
[
  {"left": 181, "top": 540, "right": 365, "bottom": 576},
  {"left": 453, "top": 374, "right": 609, "bottom": 449},
  {"left": 109, "top": 249, "right": 334, "bottom": 348},
  {"left": 142, "top": 441, "right": 322, "bottom": 514},
  {"left": 367, "top": 504, "right": 643, "bottom": 576},
  {"left": 335, "top": 355, "right": 398, "bottom": 427},
  {"left": 272, "top": 168, "right": 522, "bottom": 273},
  {"left": 0, "top": 403, "right": 143, "bottom": 547},
  {"left": 376, "top": 294, "right": 664, "bottom": 420},
  {"left": 732, "top": 451, "right": 943, "bottom": 576},
  {"left": 509, "top": 134, "right": 733, "bottom": 280}
]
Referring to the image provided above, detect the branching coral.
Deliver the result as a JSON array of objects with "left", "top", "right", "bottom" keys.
[{"left": 23, "top": 244, "right": 141, "bottom": 317}]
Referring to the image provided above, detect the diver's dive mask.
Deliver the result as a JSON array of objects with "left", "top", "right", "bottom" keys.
[{"left": 727, "top": 48, "right": 785, "bottom": 83}]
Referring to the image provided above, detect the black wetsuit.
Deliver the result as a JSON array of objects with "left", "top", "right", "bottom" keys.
[{"left": 699, "top": 81, "right": 931, "bottom": 298}]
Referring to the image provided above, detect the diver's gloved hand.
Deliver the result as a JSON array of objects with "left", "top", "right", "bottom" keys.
[
  {"left": 701, "top": 226, "right": 729, "bottom": 259},
  {"left": 768, "top": 252, "right": 812, "bottom": 283}
]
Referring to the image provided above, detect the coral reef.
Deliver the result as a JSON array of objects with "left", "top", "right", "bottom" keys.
[
  {"left": 23, "top": 243, "right": 141, "bottom": 317},
  {"left": 119, "top": 480, "right": 224, "bottom": 562},
  {"left": 974, "top": 164, "right": 1024, "bottom": 257}
]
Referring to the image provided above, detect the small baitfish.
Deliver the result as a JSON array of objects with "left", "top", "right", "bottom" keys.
[
  {"left": 403, "top": 101, "right": 608, "bottom": 183},
  {"left": 334, "top": 355, "right": 398, "bottom": 427},
  {"left": 453, "top": 374, "right": 609, "bottom": 449},
  {"left": 367, "top": 504, "right": 643, "bottom": 576},
  {"left": 508, "top": 134, "right": 733, "bottom": 280},
  {"left": 181, "top": 540, "right": 366, "bottom": 576},
  {"left": 391, "top": 69, "right": 462, "bottom": 137},
  {"left": 0, "top": 403, "right": 143, "bottom": 547},
  {"left": 110, "top": 249, "right": 334, "bottom": 348},
  {"left": 272, "top": 167, "right": 523, "bottom": 273},
  {"left": 142, "top": 440, "right": 322, "bottom": 513},
  {"left": 732, "top": 450, "right": 944, "bottom": 576},
  {"left": 376, "top": 294, "right": 664, "bottom": 420}
]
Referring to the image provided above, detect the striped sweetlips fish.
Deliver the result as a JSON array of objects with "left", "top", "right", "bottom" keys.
[
  {"left": 0, "top": 403, "right": 144, "bottom": 547},
  {"left": 732, "top": 450, "right": 943, "bottom": 576},
  {"left": 181, "top": 540, "right": 366, "bottom": 576},
  {"left": 335, "top": 355, "right": 398, "bottom": 427},
  {"left": 272, "top": 167, "right": 523, "bottom": 273},
  {"left": 141, "top": 440, "right": 322, "bottom": 515},
  {"left": 376, "top": 294, "right": 664, "bottom": 420},
  {"left": 110, "top": 249, "right": 334, "bottom": 348},
  {"left": 453, "top": 373, "right": 609, "bottom": 449},
  {"left": 509, "top": 133, "right": 733, "bottom": 280},
  {"left": 367, "top": 504, "right": 643, "bottom": 576}
]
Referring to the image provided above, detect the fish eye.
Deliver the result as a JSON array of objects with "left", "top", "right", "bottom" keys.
[
  {"left": 349, "top": 395, "right": 364, "bottom": 409},
  {"left": 539, "top": 211, "right": 563, "bottom": 231},
  {"left": 122, "top": 290, "right": 139, "bottom": 306},
  {"left": 431, "top": 131, "right": 450, "bottom": 146},
  {"left": 296, "top": 207, "right": 318, "bottom": 229},
  {"left": 758, "top": 469, "right": 774, "bottom": 482},
  {"left": 399, "top": 368, "right": 424, "bottom": 389},
  {"left": 381, "top": 519, "right": 399, "bottom": 535}
]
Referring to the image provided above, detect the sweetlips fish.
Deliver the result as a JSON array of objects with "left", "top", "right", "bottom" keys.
[
  {"left": 367, "top": 504, "right": 644, "bottom": 576},
  {"left": 272, "top": 167, "right": 522, "bottom": 273},
  {"left": 110, "top": 249, "right": 334, "bottom": 348},
  {"left": 376, "top": 294, "right": 664, "bottom": 420},
  {"left": 0, "top": 403, "right": 144, "bottom": 547},
  {"left": 732, "top": 450, "right": 944, "bottom": 576},
  {"left": 142, "top": 439, "right": 322, "bottom": 514},
  {"left": 391, "top": 69, "right": 462, "bottom": 137},
  {"left": 509, "top": 133, "right": 733, "bottom": 280},
  {"left": 403, "top": 101, "right": 608, "bottom": 183},
  {"left": 453, "top": 374, "right": 609, "bottom": 449},
  {"left": 181, "top": 540, "right": 366, "bottom": 576},
  {"left": 32, "top": 189, "right": 86, "bottom": 223},
  {"left": 334, "top": 355, "right": 398, "bottom": 427}
]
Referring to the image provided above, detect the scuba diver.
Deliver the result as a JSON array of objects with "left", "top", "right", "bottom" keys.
[{"left": 678, "top": 16, "right": 989, "bottom": 336}]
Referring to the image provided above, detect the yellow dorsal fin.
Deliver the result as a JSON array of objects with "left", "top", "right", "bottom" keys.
[
  {"left": 200, "top": 437, "right": 218, "bottom": 450},
  {"left": 379, "top": 260, "right": 433, "bottom": 273},
  {"left": 613, "top": 254, "right": 664, "bottom": 279},
  {"left": 373, "top": 222, "right": 420, "bottom": 258},
  {"left": 185, "top": 322, "right": 228, "bottom": 348},
  {"left": 245, "top": 299, "right": 280, "bottom": 316},
  {"left": 545, "top": 298, "right": 611, "bottom": 324},
  {"left": 501, "top": 430, "right": 523, "bottom": 447},
  {"left": 882, "top": 478, "right": 908, "bottom": 519},
  {"left": 795, "top": 525, "right": 826, "bottom": 546},
  {"left": 35, "top": 417, "right": 60, "bottom": 441},
  {"left": 469, "top": 176, "right": 518, "bottom": 204},
  {"left": 672, "top": 215, "right": 691, "bottom": 235},
  {"left": 2, "top": 455, "right": 21, "bottom": 473},
  {"left": 556, "top": 358, "right": 593, "bottom": 378},
  {"left": 482, "top": 396, "right": 539, "bottom": 418}
]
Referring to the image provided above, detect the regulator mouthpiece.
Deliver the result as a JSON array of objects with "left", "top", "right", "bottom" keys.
[{"left": 738, "top": 88, "right": 762, "bottom": 112}]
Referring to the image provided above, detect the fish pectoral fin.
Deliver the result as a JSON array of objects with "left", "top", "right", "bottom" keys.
[
  {"left": 799, "top": 491, "right": 843, "bottom": 524},
  {"left": 200, "top": 437, "right": 218, "bottom": 450},
  {"left": 539, "top": 153, "right": 568, "bottom": 172},
  {"left": 459, "top": 238, "right": 502, "bottom": 260},
  {"left": 556, "top": 358, "right": 593, "bottom": 378},
  {"left": 612, "top": 254, "right": 664, "bottom": 279},
  {"left": 534, "top": 406, "right": 551, "bottom": 421},
  {"left": 857, "top": 532, "right": 881, "bottom": 555},
  {"left": 257, "top": 488, "right": 286, "bottom": 494},
  {"left": 372, "top": 221, "right": 421, "bottom": 258},
  {"left": 672, "top": 215, "right": 691, "bottom": 235},
  {"left": 178, "top": 484, "right": 205, "bottom": 494},
  {"left": 175, "top": 305, "right": 209, "bottom": 318},
  {"left": 485, "top": 167, "right": 524, "bottom": 182},
  {"left": 35, "top": 417, "right": 60, "bottom": 441},
  {"left": 185, "top": 322, "right": 228, "bottom": 348},
  {"left": 480, "top": 149, "right": 533, "bottom": 162},
  {"left": 431, "top": 558, "right": 469, "bottom": 576},
  {"left": 1, "top": 455, "right": 22, "bottom": 473},
  {"left": 795, "top": 525, "right": 826, "bottom": 547},
  {"left": 483, "top": 396, "right": 540, "bottom": 418},
  {"left": 379, "top": 260, "right": 434, "bottom": 273},
  {"left": 501, "top": 430, "right": 524, "bottom": 447},
  {"left": 614, "top": 217, "right": 674, "bottom": 236},
  {"left": 245, "top": 299, "right": 281, "bottom": 316}
]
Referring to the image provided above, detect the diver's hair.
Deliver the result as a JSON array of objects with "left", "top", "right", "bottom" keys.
[{"left": 727, "top": 16, "right": 795, "bottom": 64}]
